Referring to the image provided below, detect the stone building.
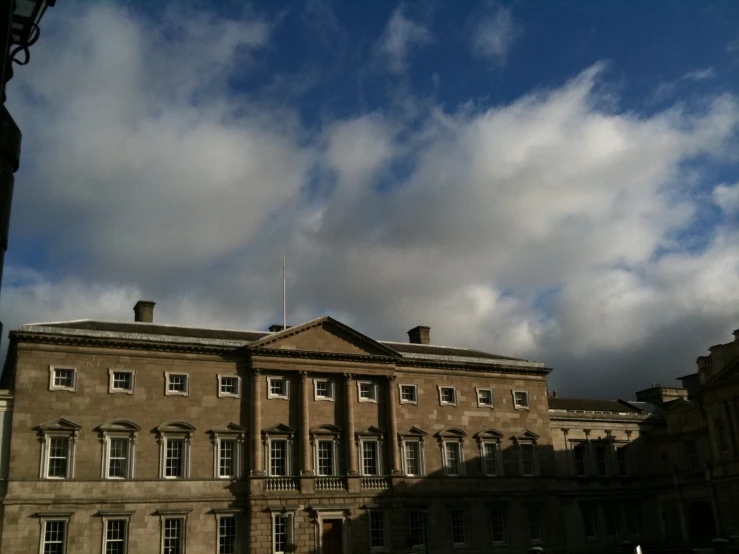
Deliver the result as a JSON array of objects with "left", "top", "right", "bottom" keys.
[{"left": 0, "top": 300, "right": 736, "bottom": 554}]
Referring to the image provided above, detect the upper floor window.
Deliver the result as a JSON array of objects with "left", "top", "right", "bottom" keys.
[
  {"left": 165, "top": 372, "right": 189, "bottom": 396},
  {"left": 438, "top": 386, "right": 457, "bottom": 406},
  {"left": 357, "top": 426, "right": 384, "bottom": 476},
  {"left": 573, "top": 443, "right": 587, "bottom": 476},
  {"left": 399, "top": 427, "right": 427, "bottom": 477},
  {"left": 399, "top": 384, "right": 418, "bottom": 404},
  {"left": 156, "top": 421, "right": 195, "bottom": 479},
  {"left": 475, "top": 429, "right": 503, "bottom": 477},
  {"left": 268, "top": 377, "right": 289, "bottom": 400},
  {"left": 49, "top": 366, "right": 77, "bottom": 392},
  {"left": 98, "top": 420, "right": 140, "bottom": 480},
  {"left": 476, "top": 388, "right": 494, "bottom": 408},
  {"left": 218, "top": 375, "right": 241, "bottom": 399},
  {"left": 314, "top": 379, "right": 335, "bottom": 401},
  {"left": 209, "top": 423, "right": 247, "bottom": 479},
  {"left": 263, "top": 423, "right": 296, "bottom": 477},
  {"left": 616, "top": 444, "right": 630, "bottom": 476},
  {"left": 109, "top": 369, "right": 135, "bottom": 394},
  {"left": 594, "top": 443, "right": 609, "bottom": 476},
  {"left": 436, "top": 428, "right": 466, "bottom": 476},
  {"left": 36, "top": 418, "right": 81, "bottom": 480},
  {"left": 684, "top": 440, "right": 700, "bottom": 470},
  {"left": 513, "top": 390, "right": 530, "bottom": 409},
  {"left": 514, "top": 431, "right": 540, "bottom": 476},
  {"left": 358, "top": 381, "right": 378, "bottom": 403},
  {"left": 311, "top": 425, "right": 342, "bottom": 476},
  {"left": 39, "top": 513, "right": 73, "bottom": 554}
]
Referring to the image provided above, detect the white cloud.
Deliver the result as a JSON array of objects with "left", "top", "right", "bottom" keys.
[
  {"left": 714, "top": 182, "right": 739, "bottom": 215},
  {"left": 4, "top": 5, "right": 739, "bottom": 399},
  {"left": 376, "top": 7, "right": 432, "bottom": 73},
  {"left": 470, "top": 5, "right": 520, "bottom": 64}
]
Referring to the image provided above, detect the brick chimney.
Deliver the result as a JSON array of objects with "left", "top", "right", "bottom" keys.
[
  {"left": 133, "top": 300, "right": 156, "bottom": 323},
  {"left": 407, "top": 325, "right": 430, "bottom": 345}
]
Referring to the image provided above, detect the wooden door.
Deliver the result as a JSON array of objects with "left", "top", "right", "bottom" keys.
[{"left": 323, "top": 520, "right": 343, "bottom": 554}]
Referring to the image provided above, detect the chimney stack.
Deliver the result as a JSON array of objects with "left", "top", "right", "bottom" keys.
[
  {"left": 269, "top": 324, "right": 285, "bottom": 332},
  {"left": 407, "top": 325, "right": 430, "bottom": 345},
  {"left": 134, "top": 300, "right": 156, "bottom": 323}
]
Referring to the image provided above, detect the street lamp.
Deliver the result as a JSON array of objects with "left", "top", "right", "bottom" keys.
[{"left": 0, "top": 0, "right": 56, "bottom": 340}]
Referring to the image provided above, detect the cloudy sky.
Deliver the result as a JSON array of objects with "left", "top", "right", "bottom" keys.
[{"left": 3, "top": 0, "right": 739, "bottom": 398}]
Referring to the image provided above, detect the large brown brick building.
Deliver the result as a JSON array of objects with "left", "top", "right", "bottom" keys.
[{"left": 0, "top": 300, "right": 737, "bottom": 553}]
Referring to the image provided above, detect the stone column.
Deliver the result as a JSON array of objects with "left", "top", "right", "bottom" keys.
[
  {"left": 344, "top": 373, "right": 358, "bottom": 475},
  {"left": 251, "top": 370, "right": 264, "bottom": 475},
  {"left": 300, "top": 371, "right": 313, "bottom": 475},
  {"left": 386, "top": 375, "right": 401, "bottom": 475}
]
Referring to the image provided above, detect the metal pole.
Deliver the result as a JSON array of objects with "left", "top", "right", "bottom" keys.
[{"left": 0, "top": 105, "right": 21, "bottom": 339}]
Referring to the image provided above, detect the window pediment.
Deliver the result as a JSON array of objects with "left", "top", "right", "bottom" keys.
[
  {"left": 513, "top": 430, "right": 540, "bottom": 442},
  {"left": 400, "top": 426, "right": 427, "bottom": 438},
  {"left": 263, "top": 423, "right": 296, "bottom": 437},
  {"left": 97, "top": 420, "right": 141, "bottom": 433},
  {"left": 474, "top": 429, "right": 503, "bottom": 442},
  {"left": 209, "top": 422, "right": 247, "bottom": 437},
  {"left": 435, "top": 427, "right": 466, "bottom": 441},
  {"left": 310, "top": 424, "right": 342, "bottom": 436},
  {"left": 356, "top": 425, "right": 384, "bottom": 437},
  {"left": 35, "top": 418, "right": 82, "bottom": 433},
  {"left": 156, "top": 421, "right": 196, "bottom": 435}
]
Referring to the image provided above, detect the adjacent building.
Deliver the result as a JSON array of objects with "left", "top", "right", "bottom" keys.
[{"left": 0, "top": 300, "right": 736, "bottom": 553}]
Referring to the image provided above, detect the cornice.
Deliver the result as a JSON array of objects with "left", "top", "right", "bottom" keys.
[
  {"left": 395, "top": 357, "right": 551, "bottom": 375},
  {"left": 248, "top": 348, "right": 396, "bottom": 365}
]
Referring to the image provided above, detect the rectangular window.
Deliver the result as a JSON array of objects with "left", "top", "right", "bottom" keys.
[
  {"left": 604, "top": 504, "right": 617, "bottom": 536},
  {"left": 477, "top": 388, "right": 494, "bottom": 407},
  {"left": 219, "top": 440, "right": 236, "bottom": 478},
  {"left": 359, "top": 381, "right": 378, "bottom": 402},
  {"left": 47, "top": 437, "right": 70, "bottom": 478},
  {"left": 218, "top": 516, "right": 237, "bottom": 554},
  {"left": 595, "top": 445, "right": 608, "bottom": 476},
  {"left": 104, "top": 518, "right": 128, "bottom": 554},
  {"left": 439, "top": 386, "right": 457, "bottom": 406},
  {"left": 317, "top": 440, "right": 334, "bottom": 476},
  {"left": 49, "top": 366, "right": 76, "bottom": 391},
  {"left": 513, "top": 391, "right": 530, "bottom": 408},
  {"left": 409, "top": 510, "right": 426, "bottom": 548},
  {"left": 163, "top": 518, "right": 184, "bottom": 554},
  {"left": 400, "top": 384, "right": 417, "bottom": 404},
  {"left": 165, "top": 439, "right": 184, "bottom": 478},
  {"left": 520, "top": 444, "right": 535, "bottom": 476},
  {"left": 617, "top": 446, "right": 629, "bottom": 475},
  {"left": 108, "top": 438, "right": 129, "bottom": 478},
  {"left": 625, "top": 501, "right": 642, "bottom": 535},
  {"left": 167, "top": 373, "right": 189, "bottom": 395},
  {"left": 111, "top": 370, "right": 134, "bottom": 393},
  {"left": 369, "top": 511, "right": 386, "bottom": 550},
  {"left": 573, "top": 444, "right": 587, "bottom": 476},
  {"left": 444, "top": 442, "right": 461, "bottom": 476},
  {"left": 219, "top": 376, "right": 240, "bottom": 398},
  {"left": 362, "top": 441, "right": 379, "bottom": 475},
  {"left": 270, "top": 440, "right": 288, "bottom": 476},
  {"left": 483, "top": 443, "right": 498, "bottom": 475},
  {"left": 42, "top": 520, "right": 67, "bottom": 554},
  {"left": 490, "top": 508, "right": 505, "bottom": 544},
  {"left": 268, "top": 377, "right": 289, "bottom": 399},
  {"left": 528, "top": 508, "right": 544, "bottom": 542},
  {"left": 274, "top": 514, "right": 287, "bottom": 553},
  {"left": 581, "top": 504, "right": 597, "bottom": 539},
  {"left": 404, "top": 441, "right": 421, "bottom": 476},
  {"left": 684, "top": 440, "right": 699, "bottom": 470},
  {"left": 314, "top": 379, "right": 334, "bottom": 401},
  {"left": 451, "top": 510, "right": 466, "bottom": 546}
]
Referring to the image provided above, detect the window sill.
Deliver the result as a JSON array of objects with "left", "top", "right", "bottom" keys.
[
  {"left": 439, "top": 403, "right": 458, "bottom": 407},
  {"left": 400, "top": 400, "right": 418, "bottom": 405},
  {"left": 109, "top": 388, "right": 134, "bottom": 395},
  {"left": 358, "top": 398, "right": 378, "bottom": 404},
  {"left": 218, "top": 393, "right": 240, "bottom": 399},
  {"left": 477, "top": 404, "right": 495, "bottom": 409},
  {"left": 267, "top": 395, "right": 289, "bottom": 400},
  {"left": 165, "top": 391, "right": 189, "bottom": 397},
  {"left": 49, "top": 387, "right": 76, "bottom": 393},
  {"left": 314, "top": 397, "right": 335, "bottom": 402},
  {"left": 514, "top": 405, "right": 530, "bottom": 410}
]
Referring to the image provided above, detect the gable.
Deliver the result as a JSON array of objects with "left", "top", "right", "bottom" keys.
[{"left": 249, "top": 317, "right": 400, "bottom": 357}]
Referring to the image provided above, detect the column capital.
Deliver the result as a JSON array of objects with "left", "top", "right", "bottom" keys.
[
  {"left": 299, "top": 370, "right": 310, "bottom": 379},
  {"left": 343, "top": 373, "right": 354, "bottom": 381},
  {"left": 251, "top": 369, "right": 262, "bottom": 380},
  {"left": 385, "top": 375, "right": 396, "bottom": 382}
]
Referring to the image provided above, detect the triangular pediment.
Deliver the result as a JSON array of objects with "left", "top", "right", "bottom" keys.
[
  {"left": 356, "top": 425, "right": 384, "bottom": 436},
  {"left": 156, "top": 421, "right": 196, "bottom": 434},
  {"left": 474, "top": 428, "right": 503, "bottom": 440},
  {"left": 35, "top": 418, "right": 82, "bottom": 432},
  {"left": 209, "top": 422, "right": 248, "bottom": 436},
  {"left": 249, "top": 317, "right": 401, "bottom": 357},
  {"left": 513, "top": 430, "right": 540, "bottom": 441},
  {"left": 435, "top": 427, "right": 467, "bottom": 439},
  {"left": 311, "top": 424, "right": 342, "bottom": 435},
  {"left": 98, "top": 419, "right": 141, "bottom": 433},
  {"left": 263, "top": 423, "right": 296, "bottom": 436}
]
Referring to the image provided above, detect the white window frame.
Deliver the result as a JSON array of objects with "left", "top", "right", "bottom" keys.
[
  {"left": 156, "top": 422, "right": 194, "bottom": 479},
  {"left": 165, "top": 372, "right": 190, "bottom": 397},
  {"left": 108, "top": 369, "right": 135, "bottom": 395},
  {"left": 399, "top": 384, "right": 418, "bottom": 405},
  {"left": 267, "top": 437, "right": 293, "bottom": 477},
  {"left": 99, "top": 511, "right": 134, "bottom": 554},
  {"left": 401, "top": 439, "right": 425, "bottom": 477},
  {"left": 157, "top": 509, "right": 190, "bottom": 554},
  {"left": 313, "top": 379, "right": 335, "bottom": 402},
  {"left": 438, "top": 386, "right": 457, "bottom": 407},
  {"left": 512, "top": 390, "right": 530, "bottom": 409},
  {"left": 267, "top": 376, "right": 290, "bottom": 400},
  {"left": 368, "top": 509, "right": 388, "bottom": 553},
  {"left": 217, "top": 375, "right": 241, "bottom": 399},
  {"left": 37, "top": 419, "right": 80, "bottom": 480},
  {"left": 518, "top": 442, "right": 538, "bottom": 477},
  {"left": 359, "top": 437, "right": 383, "bottom": 476},
  {"left": 213, "top": 510, "right": 240, "bottom": 554},
  {"left": 358, "top": 381, "right": 378, "bottom": 403},
  {"left": 450, "top": 509, "right": 468, "bottom": 548},
  {"left": 213, "top": 435, "right": 244, "bottom": 479},
  {"left": 102, "top": 436, "right": 135, "bottom": 480},
  {"left": 38, "top": 513, "right": 73, "bottom": 554},
  {"left": 48, "top": 365, "right": 77, "bottom": 392},
  {"left": 442, "top": 440, "right": 465, "bottom": 476},
  {"left": 271, "top": 510, "right": 295, "bottom": 554},
  {"left": 476, "top": 388, "right": 494, "bottom": 408}
]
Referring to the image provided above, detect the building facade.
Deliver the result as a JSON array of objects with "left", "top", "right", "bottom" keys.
[{"left": 0, "top": 301, "right": 736, "bottom": 553}]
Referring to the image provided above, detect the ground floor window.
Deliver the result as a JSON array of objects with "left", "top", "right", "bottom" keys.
[
  {"left": 369, "top": 510, "right": 386, "bottom": 551},
  {"left": 104, "top": 518, "right": 128, "bottom": 554},
  {"left": 272, "top": 512, "right": 295, "bottom": 554},
  {"left": 528, "top": 507, "right": 544, "bottom": 543},
  {"left": 218, "top": 515, "right": 237, "bottom": 554},
  {"left": 408, "top": 510, "right": 426, "bottom": 548},
  {"left": 490, "top": 508, "right": 506, "bottom": 544},
  {"left": 450, "top": 509, "right": 467, "bottom": 546},
  {"left": 41, "top": 519, "right": 68, "bottom": 554}
]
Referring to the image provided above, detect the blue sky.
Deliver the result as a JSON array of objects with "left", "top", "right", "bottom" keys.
[{"left": 2, "top": 0, "right": 739, "bottom": 397}]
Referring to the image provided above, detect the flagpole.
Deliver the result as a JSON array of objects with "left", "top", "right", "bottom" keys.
[{"left": 283, "top": 254, "right": 287, "bottom": 330}]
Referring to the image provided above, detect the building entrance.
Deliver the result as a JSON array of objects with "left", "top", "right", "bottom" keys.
[{"left": 322, "top": 519, "right": 343, "bottom": 554}]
